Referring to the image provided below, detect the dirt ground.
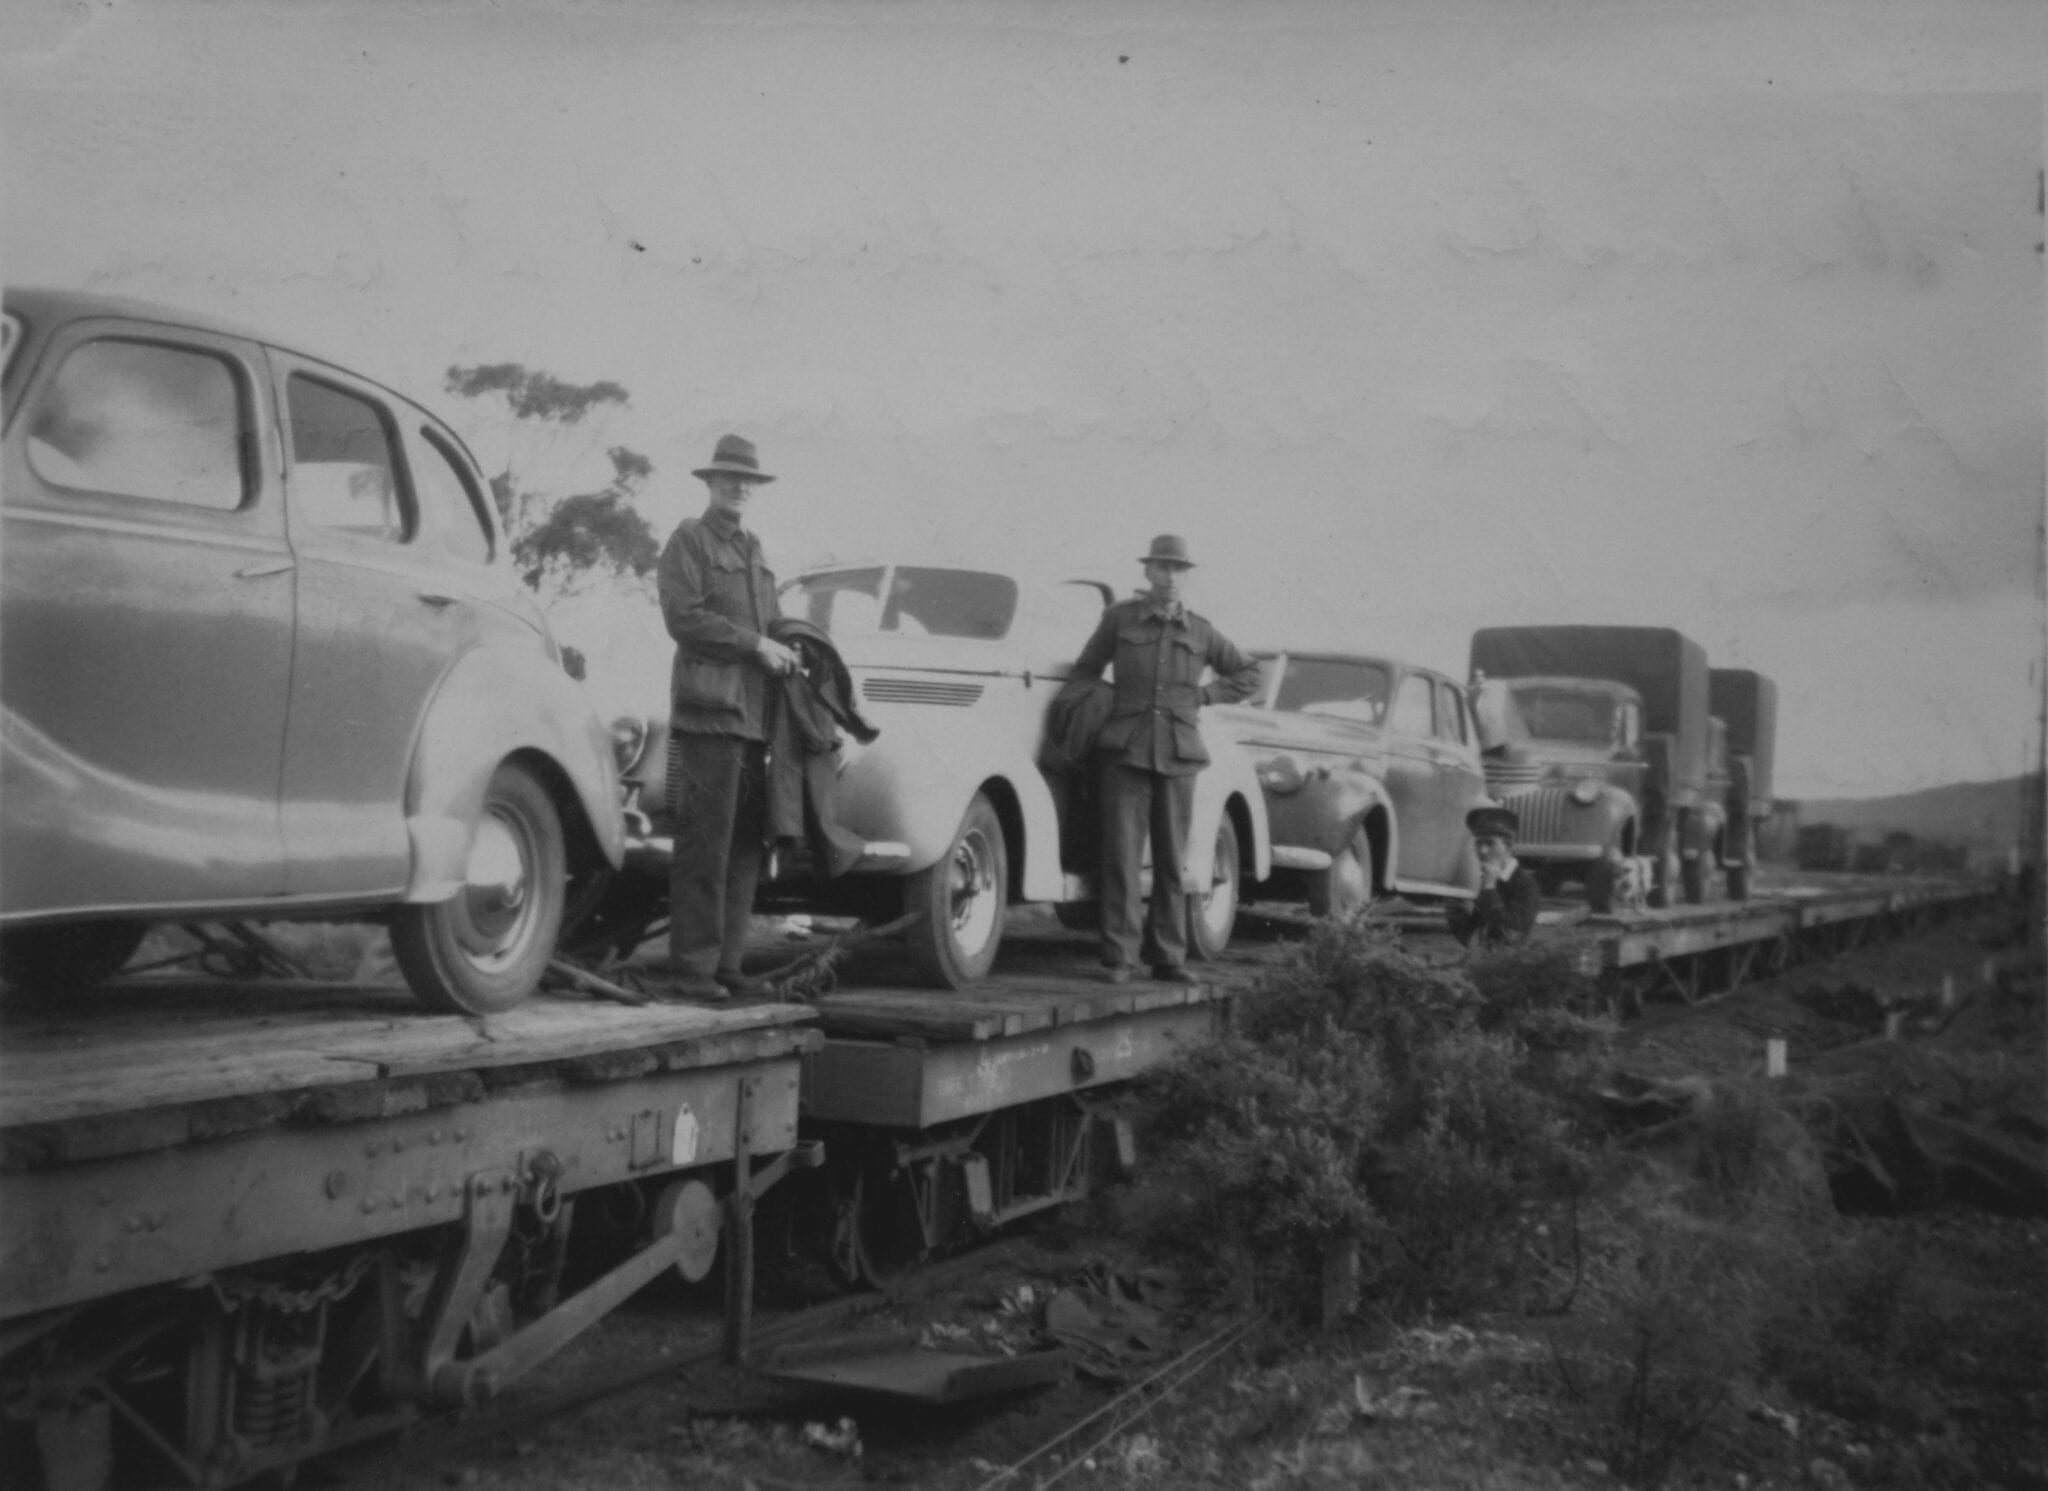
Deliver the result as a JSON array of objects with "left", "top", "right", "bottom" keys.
[{"left": 316, "top": 904, "right": 2046, "bottom": 1491}]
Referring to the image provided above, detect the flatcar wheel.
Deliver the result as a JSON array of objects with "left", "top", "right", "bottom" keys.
[{"left": 850, "top": 1154, "right": 927, "bottom": 1288}]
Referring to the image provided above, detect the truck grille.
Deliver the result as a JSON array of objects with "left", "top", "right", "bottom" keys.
[
  {"left": 862, "top": 677, "right": 985, "bottom": 707},
  {"left": 1484, "top": 762, "right": 1544, "bottom": 791},
  {"left": 1495, "top": 787, "right": 1575, "bottom": 847}
]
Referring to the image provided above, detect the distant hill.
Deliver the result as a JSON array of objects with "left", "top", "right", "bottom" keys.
[{"left": 1792, "top": 776, "right": 2034, "bottom": 848}]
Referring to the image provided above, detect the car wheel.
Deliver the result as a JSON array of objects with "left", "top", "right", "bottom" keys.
[
  {"left": 905, "top": 792, "right": 1008, "bottom": 989},
  {"left": 1306, "top": 827, "right": 1373, "bottom": 919},
  {"left": 1187, "top": 814, "right": 1241, "bottom": 961},
  {"left": 392, "top": 762, "right": 566, "bottom": 1014},
  {"left": 0, "top": 921, "right": 147, "bottom": 993}
]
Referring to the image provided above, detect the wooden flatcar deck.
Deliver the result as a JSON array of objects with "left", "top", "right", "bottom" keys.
[{"left": 0, "top": 978, "right": 816, "bottom": 1165}]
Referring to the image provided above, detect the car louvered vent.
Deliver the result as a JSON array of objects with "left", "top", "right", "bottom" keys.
[{"left": 862, "top": 678, "right": 985, "bottom": 707}]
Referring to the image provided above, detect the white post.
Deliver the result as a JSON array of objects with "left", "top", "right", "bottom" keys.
[{"left": 1765, "top": 1038, "right": 1787, "bottom": 1078}]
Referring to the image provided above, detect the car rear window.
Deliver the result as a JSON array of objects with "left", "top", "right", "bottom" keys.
[
  {"left": 26, "top": 337, "right": 248, "bottom": 510},
  {"left": 788, "top": 566, "right": 1019, "bottom": 641}
]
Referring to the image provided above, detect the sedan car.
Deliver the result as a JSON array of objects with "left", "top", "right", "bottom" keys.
[
  {"left": 1209, "top": 650, "right": 1488, "bottom": 915},
  {"left": 604, "top": 560, "right": 1271, "bottom": 988},
  {"left": 0, "top": 288, "right": 624, "bottom": 1012}
]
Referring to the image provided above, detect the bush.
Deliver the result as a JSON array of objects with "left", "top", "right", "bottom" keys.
[{"left": 1127, "top": 920, "right": 1605, "bottom": 1321}]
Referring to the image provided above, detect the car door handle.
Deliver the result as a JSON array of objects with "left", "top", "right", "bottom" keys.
[
  {"left": 234, "top": 559, "right": 295, "bottom": 579},
  {"left": 416, "top": 592, "right": 459, "bottom": 608}
]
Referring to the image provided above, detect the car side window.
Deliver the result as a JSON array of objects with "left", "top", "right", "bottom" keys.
[
  {"left": 1389, "top": 672, "right": 1434, "bottom": 738},
  {"left": 286, "top": 374, "right": 410, "bottom": 541},
  {"left": 1434, "top": 680, "right": 1468, "bottom": 745},
  {"left": 26, "top": 337, "right": 247, "bottom": 510},
  {"left": 414, "top": 427, "right": 493, "bottom": 564}
]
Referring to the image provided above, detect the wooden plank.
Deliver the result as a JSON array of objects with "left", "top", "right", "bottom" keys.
[{"left": 0, "top": 981, "right": 816, "bottom": 1128}]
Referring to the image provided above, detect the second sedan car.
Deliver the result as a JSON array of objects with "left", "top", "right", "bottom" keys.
[{"left": 1209, "top": 650, "right": 1488, "bottom": 916}]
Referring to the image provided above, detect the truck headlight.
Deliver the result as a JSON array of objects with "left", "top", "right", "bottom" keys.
[{"left": 1570, "top": 777, "right": 1601, "bottom": 806}]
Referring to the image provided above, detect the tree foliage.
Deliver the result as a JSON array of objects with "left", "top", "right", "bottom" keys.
[{"left": 445, "top": 363, "right": 658, "bottom": 598}]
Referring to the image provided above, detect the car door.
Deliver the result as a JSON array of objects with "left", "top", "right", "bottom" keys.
[
  {"left": 1382, "top": 667, "right": 1446, "bottom": 885},
  {"left": 1433, "top": 675, "right": 1487, "bottom": 889},
  {"left": 271, "top": 355, "right": 483, "bottom": 898},
  {"left": 1, "top": 319, "right": 293, "bottom": 916}
]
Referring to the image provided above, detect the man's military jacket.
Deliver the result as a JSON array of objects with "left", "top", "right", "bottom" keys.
[
  {"left": 657, "top": 511, "right": 780, "bottom": 740},
  {"left": 1072, "top": 598, "right": 1262, "bottom": 776}
]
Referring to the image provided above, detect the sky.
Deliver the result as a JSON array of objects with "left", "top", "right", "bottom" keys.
[{"left": 4, "top": 0, "right": 2043, "bottom": 800}]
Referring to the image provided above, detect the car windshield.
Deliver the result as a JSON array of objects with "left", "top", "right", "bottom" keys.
[
  {"left": 1509, "top": 686, "right": 1618, "bottom": 744},
  {"left": 786, "top": 566, "right": 1019, "bottom": 641},
  {"left": 1264, "top": 655, "right": 1391, "bottom": 724}
]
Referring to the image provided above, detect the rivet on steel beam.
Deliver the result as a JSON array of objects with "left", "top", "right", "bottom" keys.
[
  {"left": 325, "top": 1170, "right": 350, "bottom": 1199},
  {"left": 362, "top": 1199, "right": 378, "bottom": 1214},
  {"left": 365, "top": 1141, "right": 383, "bottom": 1158},
  {"left": 94, "top": 1253, "right": 112, "bottom": 1272},
  {"left": 428, "top": 1130, "right": 442, "bottom": 1144}
]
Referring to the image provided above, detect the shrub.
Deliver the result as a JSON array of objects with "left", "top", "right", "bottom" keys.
[{"left": 1127, "top": 920, "right": 1603, "bottom": 1321}]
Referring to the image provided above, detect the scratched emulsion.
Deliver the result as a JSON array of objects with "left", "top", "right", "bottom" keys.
[{"left": 3, "top": 2, "right": 2040, "bottom": 799}]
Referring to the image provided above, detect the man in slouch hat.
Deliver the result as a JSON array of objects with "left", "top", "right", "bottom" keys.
[
  {"left": 656, "top": 434, "right": 800, "bottom": 1000},
  {"left": 1071, "top": 535, "right": 1261, "bottom": 984}
]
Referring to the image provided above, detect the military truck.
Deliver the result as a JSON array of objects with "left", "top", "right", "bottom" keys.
[{"left": 1468, "top": 627, "right": 1773, "bottom": 910}]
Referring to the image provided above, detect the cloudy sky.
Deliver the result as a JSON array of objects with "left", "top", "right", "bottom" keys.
[{"left": 5, "top": 0, "right": 2042, "bottom": 800}]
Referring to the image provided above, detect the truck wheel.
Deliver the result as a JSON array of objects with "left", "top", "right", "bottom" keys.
[
  {"left": 1646, "top": 830, "right": 1681, "bottom": 910},
  {"left": 1187, "top": 815, "right": 1241, "bottom": 961},
  {"left": 0, "top": 921, "right": 147, "bottom": 993},
  {"left": 906, "top": 793, "right": 1007, "bottom": 989},
  {"left": 1681, "top": 852, "right": 1708, "bottom": 905},
  {"left": 1584, "top": 857, "right": 1617, "bottom": 914},
  {"left": 1307, "top": 828, "right": 1373, "bottom": 919},
  {"left": 393, "top": 762, "right": 567, "bottom": 1014}
]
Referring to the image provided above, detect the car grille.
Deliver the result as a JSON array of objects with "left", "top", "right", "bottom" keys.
[{"left": 862, "top": 677, "right": 985, "bottom": 707}]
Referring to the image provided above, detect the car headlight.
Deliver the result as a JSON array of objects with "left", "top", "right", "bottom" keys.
[
  {"left": 610, "top": 715, "right": 650, "bottom": 776},
  {"left": 1570, "top": 777, "right": 1601, "bottom": 806}
]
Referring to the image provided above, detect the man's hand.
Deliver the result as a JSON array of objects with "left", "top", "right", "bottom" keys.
[{"left": 756, "top": 636, "right": 800, "bottom": 676}]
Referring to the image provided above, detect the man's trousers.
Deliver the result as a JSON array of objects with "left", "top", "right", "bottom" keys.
[
  {"left": 667, "top": 732, "right": 767, "bottom": 979},
  {"left": 1097, "top": 762, "right": 1196, "bottom": 971}
]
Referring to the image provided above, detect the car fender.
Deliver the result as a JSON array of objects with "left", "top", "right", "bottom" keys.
[
  {"left": 1264, "top": 763, "right": 1397, "bottom": 866},
  {"left": 832, "top": 708, "right": 1063, "bottom": 894},
  {"left": 1193, "top": 727, "right": 1272, "bottom": 888},
  {"left": 403, "top": 645, "right": 624, "bottom": 902}
]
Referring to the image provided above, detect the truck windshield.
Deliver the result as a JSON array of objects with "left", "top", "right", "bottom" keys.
[
  {"left": 785, "top": 567, "right": 1019, "bottom": 641},
  {"left": 1509, "top": 686, "right": 1618, "bottom": 744}
]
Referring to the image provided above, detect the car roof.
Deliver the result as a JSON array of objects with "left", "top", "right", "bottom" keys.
[
  {"left": 1253, "top": 647, "right": 1404, "bottom": 671},
  {"left": 10, "top": 286, "right": 287, "bottom": 355},
  {"left": 1495, "top": 674, "right": 1645, "bottom": 699},
  {"left": 3, "top": 285, "right": 430, "bottom": 417}
]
